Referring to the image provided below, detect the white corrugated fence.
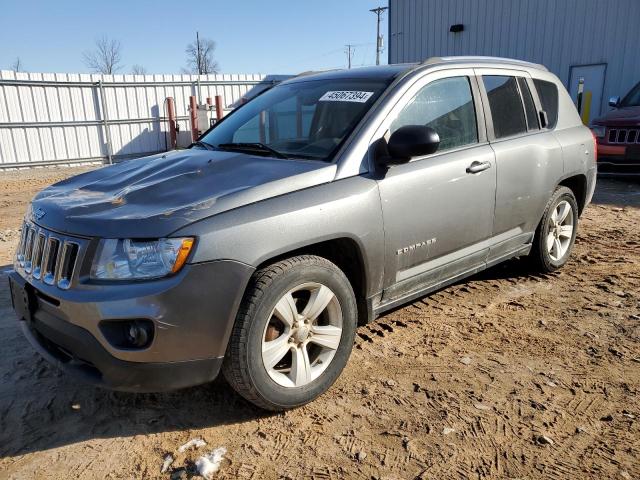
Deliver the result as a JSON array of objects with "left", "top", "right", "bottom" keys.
[{"left": 0, "top": 71, "right": 289, "bottom": 168}]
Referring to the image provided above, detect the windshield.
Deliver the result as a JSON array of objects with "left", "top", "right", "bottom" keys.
[
  {"left": 200, "top": 78, "right": 389, "bottom": 161},
  {"left": 621, "top": 81, "right": 640, "bottom": 107}
]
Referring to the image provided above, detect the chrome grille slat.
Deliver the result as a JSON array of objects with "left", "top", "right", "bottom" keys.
[
  {"left": 17, "top": 225, "right": 29, "bottom": 264},
  {"left": 32, "top": 232, "right": 46, "bottom": 279},
  {"left": 608, "top": 127, "right": 640, "bottom": 144},
  {"left": 43, "top": 237, "right": 61, "bottom": 286},
  {"left": 56, "top": 241, "right": 79, "bottom": 290},
  {"left": 16, "top": 220, "right": 84, "bottom": 290},
  {"left": 23, "top": 228, "right": 35, "bottom": 273},
  {"left": 39, "top": 236, "right": 52, "bottom": 280}
]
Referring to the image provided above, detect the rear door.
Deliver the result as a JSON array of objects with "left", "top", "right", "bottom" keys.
[
  {"left": 476, "top": 68, "right": 563, "bottom": 263},
  {"left": 372, "top": 69, "right": 497, "bottom": 301}
]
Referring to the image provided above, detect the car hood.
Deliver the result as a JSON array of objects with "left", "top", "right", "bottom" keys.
[
  {"left": 592, "top": 106, "right": 640, "bottom": 127},
  {"left": 31, "top": 149, "right": 337, "bottom": 238}
]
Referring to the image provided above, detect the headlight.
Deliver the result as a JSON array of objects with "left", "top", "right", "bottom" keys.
[
  {"left": 91, "top": 237, "right": 194, "bottom": 280},
  {"left": 591, "top": 125, "right": 606, "bottom": 138}
]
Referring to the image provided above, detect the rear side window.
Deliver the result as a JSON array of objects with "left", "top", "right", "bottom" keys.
[
  {"left": 533, "top": 79, "right": 559, "bottom": 129},
  {"left": 482, "top": 76, "right": 527, "bottom": 139},
  {"left": 518, "top": 78, "right": 539, "bottom": 131}
]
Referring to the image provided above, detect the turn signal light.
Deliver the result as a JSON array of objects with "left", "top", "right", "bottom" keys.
[{"left": 172, "top": 238, "right": 195, "bottom": 274}]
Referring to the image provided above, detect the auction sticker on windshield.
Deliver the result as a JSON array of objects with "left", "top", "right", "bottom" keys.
[{"left": 319, "top": 91, "right": 374, "bottom": 103}]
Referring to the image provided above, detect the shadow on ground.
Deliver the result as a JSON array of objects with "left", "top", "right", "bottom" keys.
[{"left": 592, "top": 175, "right": 640, "bottom": 208}]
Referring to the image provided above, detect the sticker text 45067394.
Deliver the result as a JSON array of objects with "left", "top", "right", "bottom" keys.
[{"left": 319, "top": 91, "right": 374, "bottom": 103}]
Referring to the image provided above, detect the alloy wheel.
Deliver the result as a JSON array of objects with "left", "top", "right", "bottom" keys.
[
  {"left": 261, "top": 282, "right": 343, "bottom": 388},
  {"left": 546, "top": 200, "right": 574, "bottom": 261}
]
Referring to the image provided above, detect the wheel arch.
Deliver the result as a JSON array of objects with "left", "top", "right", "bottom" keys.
[
  {"left": 253, "top": 237, "right": 372, "bottom": 326},
  {"left": 558, "top": 174, "right": 587, "bottom": 215}
]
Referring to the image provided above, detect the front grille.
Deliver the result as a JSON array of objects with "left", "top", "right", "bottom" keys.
[
  {"left": 608, "top": 128, "right": 640, "bottom": 144},
  {"left": 16, "top": 221, "right": 83, "bottom": 290}
]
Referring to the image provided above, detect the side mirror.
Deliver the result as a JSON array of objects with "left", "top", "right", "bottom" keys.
[
  {"left": 385, "top": 125, "right": 440, "bottom": 163},
  {"left": 609, "top": 96, "right": 621, "bottom": 108}
]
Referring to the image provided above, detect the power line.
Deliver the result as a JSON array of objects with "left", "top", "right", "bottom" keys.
[
  {"left": 370, "top": 6, "right": 388, "bottom": 66},
  {"left": 269, "top": 43, "right": 375, "bottom": 73}
]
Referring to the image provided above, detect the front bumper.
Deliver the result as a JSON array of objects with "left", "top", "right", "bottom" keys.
[
  {"left": 597, "top": 144, "right": 640, "bottom": 172},
  {"left": 8, "top": 259, "right": 254, "bottom": 392}
]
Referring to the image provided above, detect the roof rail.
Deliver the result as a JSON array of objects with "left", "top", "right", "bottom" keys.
[{"left": 421, "top": 56, "right": 548, "bottom": 72}]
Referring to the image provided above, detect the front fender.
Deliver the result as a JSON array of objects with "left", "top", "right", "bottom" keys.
[{"left": 174, "top": 175, "right": 385, "bottom": 298}]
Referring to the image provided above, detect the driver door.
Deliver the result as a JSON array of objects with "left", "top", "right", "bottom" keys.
[{"left": 373, "top": 70, "right": 497, "bottom": 302}]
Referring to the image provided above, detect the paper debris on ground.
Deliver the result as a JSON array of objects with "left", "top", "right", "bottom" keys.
[
  {"left": 195, "top": 447, "right": 227, "bottom": 479},
  {"left": 177, "top": 437, "right": 207, "bottom": 453},
  {"left": 160, "top": 453, "right": 174, "bottom": 473}
]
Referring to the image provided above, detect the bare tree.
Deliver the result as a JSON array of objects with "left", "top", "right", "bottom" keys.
[
  {"left": 83, "top": 36, "right": 123, "bottom": 74},
  {"left": 184, "top": 33, "right": 219, "bottom": 75},
  {"left": 10, "top": 57, "right": 24, "bottom": 72},
  {"left": 131, "top": 64, "right": 148, "bottom": 75}
]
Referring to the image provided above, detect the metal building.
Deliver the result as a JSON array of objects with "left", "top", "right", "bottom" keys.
[{"left": 388, "top": 0, "right": 640, "bottom": 124}]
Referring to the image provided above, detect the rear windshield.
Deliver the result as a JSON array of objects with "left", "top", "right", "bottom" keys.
[
  {"left": 200, "top": 78, "right": 389, "bottom": 161},
  {"left": 533, "top": 79, "right": 559, "bottom": 129},
  {"left": 621, "top": 81, "right": 640, "bottom": 107}
]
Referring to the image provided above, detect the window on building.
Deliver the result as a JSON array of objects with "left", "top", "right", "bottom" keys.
[
  {"left": 518, "top": 78, "right": 539, "bottom": 131},
  {"left": 390, "top": 76, "right": 478, "bottom": 152},
  {"left": 482, "top": 76, "right": 528, "bottom": 139},
  {"left": 533, "top": 79, "right": 559, "bottom": 129}
]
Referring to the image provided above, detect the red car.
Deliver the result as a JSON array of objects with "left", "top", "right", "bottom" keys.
[{"left": 591, "top": 81, "right": 640, "bottom": 172}]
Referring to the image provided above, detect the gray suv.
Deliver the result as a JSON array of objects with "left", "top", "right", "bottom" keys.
[{"left": 9, "top": 57, "right": 596, "bottom": 410}]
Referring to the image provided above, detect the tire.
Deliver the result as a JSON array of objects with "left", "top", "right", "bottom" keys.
[
  {"left": 529, "top": 186, "right": 579, "bottom": 273},
  {"left": 222, "top": 255, "right": 357, "bottom": 411}
]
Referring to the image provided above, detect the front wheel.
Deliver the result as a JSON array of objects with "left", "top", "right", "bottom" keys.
[
  {"left": 529, "top": 186, "right": 579, "bottom": 273},
  {"left": 222, "top": 255, "right": 357, "bottom": 411}
]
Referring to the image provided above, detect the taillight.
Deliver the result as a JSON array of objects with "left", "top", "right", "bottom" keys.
[{"left": 591, "top": 131, "right": 598, "bottom": 163}]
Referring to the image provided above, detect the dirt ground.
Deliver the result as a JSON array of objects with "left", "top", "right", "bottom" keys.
[{"left": 0, "top": 167, "right": 638, "bottom": 480}]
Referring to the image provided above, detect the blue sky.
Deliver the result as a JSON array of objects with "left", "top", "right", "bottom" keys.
[{"left": 0, "top": 0, "right": 389, "bottom": 75}]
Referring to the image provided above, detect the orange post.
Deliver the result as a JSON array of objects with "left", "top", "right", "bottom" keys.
[
  {"left": 189, "top": 95, "right": 198, "bottom": 142},
  {"left": 215, "top": 95, "right": 223, "bottom": 121},
  {"left": 166, "top": 97, "right": 177, "bottom": 149}
]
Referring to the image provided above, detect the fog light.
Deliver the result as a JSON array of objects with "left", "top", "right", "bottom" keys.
[
  {"left": 127, "top": 321, "right": 151, "bottom": 347},
  {"left": 99, "top": 319, "right": 154, "bottom": 349}
]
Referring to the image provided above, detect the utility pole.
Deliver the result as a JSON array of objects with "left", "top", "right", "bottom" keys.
[
  {"left": 196, "top": 31, "right": 202, "bottom": 103},
  {"left": 345, "top": 44, "right": 355, "bottom": 69},
  {"left": 370, "top": 6, "right": 388, "bottom": 65},
  {"left": 196, "top": 31, "right": 202, "bottom": 74}
]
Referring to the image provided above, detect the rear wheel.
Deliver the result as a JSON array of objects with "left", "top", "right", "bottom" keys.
[
  {"left": 222, "top": 255, "right": 357, "bottom": 411},
  {"left": 529, "top": 186, "right": 578, "bottom": 272}
]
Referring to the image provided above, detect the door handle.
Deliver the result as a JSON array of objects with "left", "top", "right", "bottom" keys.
[{"left": 466, "top": 161, "right": 491, "bottom": 174}]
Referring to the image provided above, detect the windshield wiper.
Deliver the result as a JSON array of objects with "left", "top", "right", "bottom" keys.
[
  {"left": 190, "top": 140, "right": 216, "bottom": 151},
  {"left": 217, "top": 142, "right": 289, "bottom": 159}
]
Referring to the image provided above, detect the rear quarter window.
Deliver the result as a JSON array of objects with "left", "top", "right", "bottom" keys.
[{"left": 533, "top": 79, "right": 559, "bottom": 129}]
